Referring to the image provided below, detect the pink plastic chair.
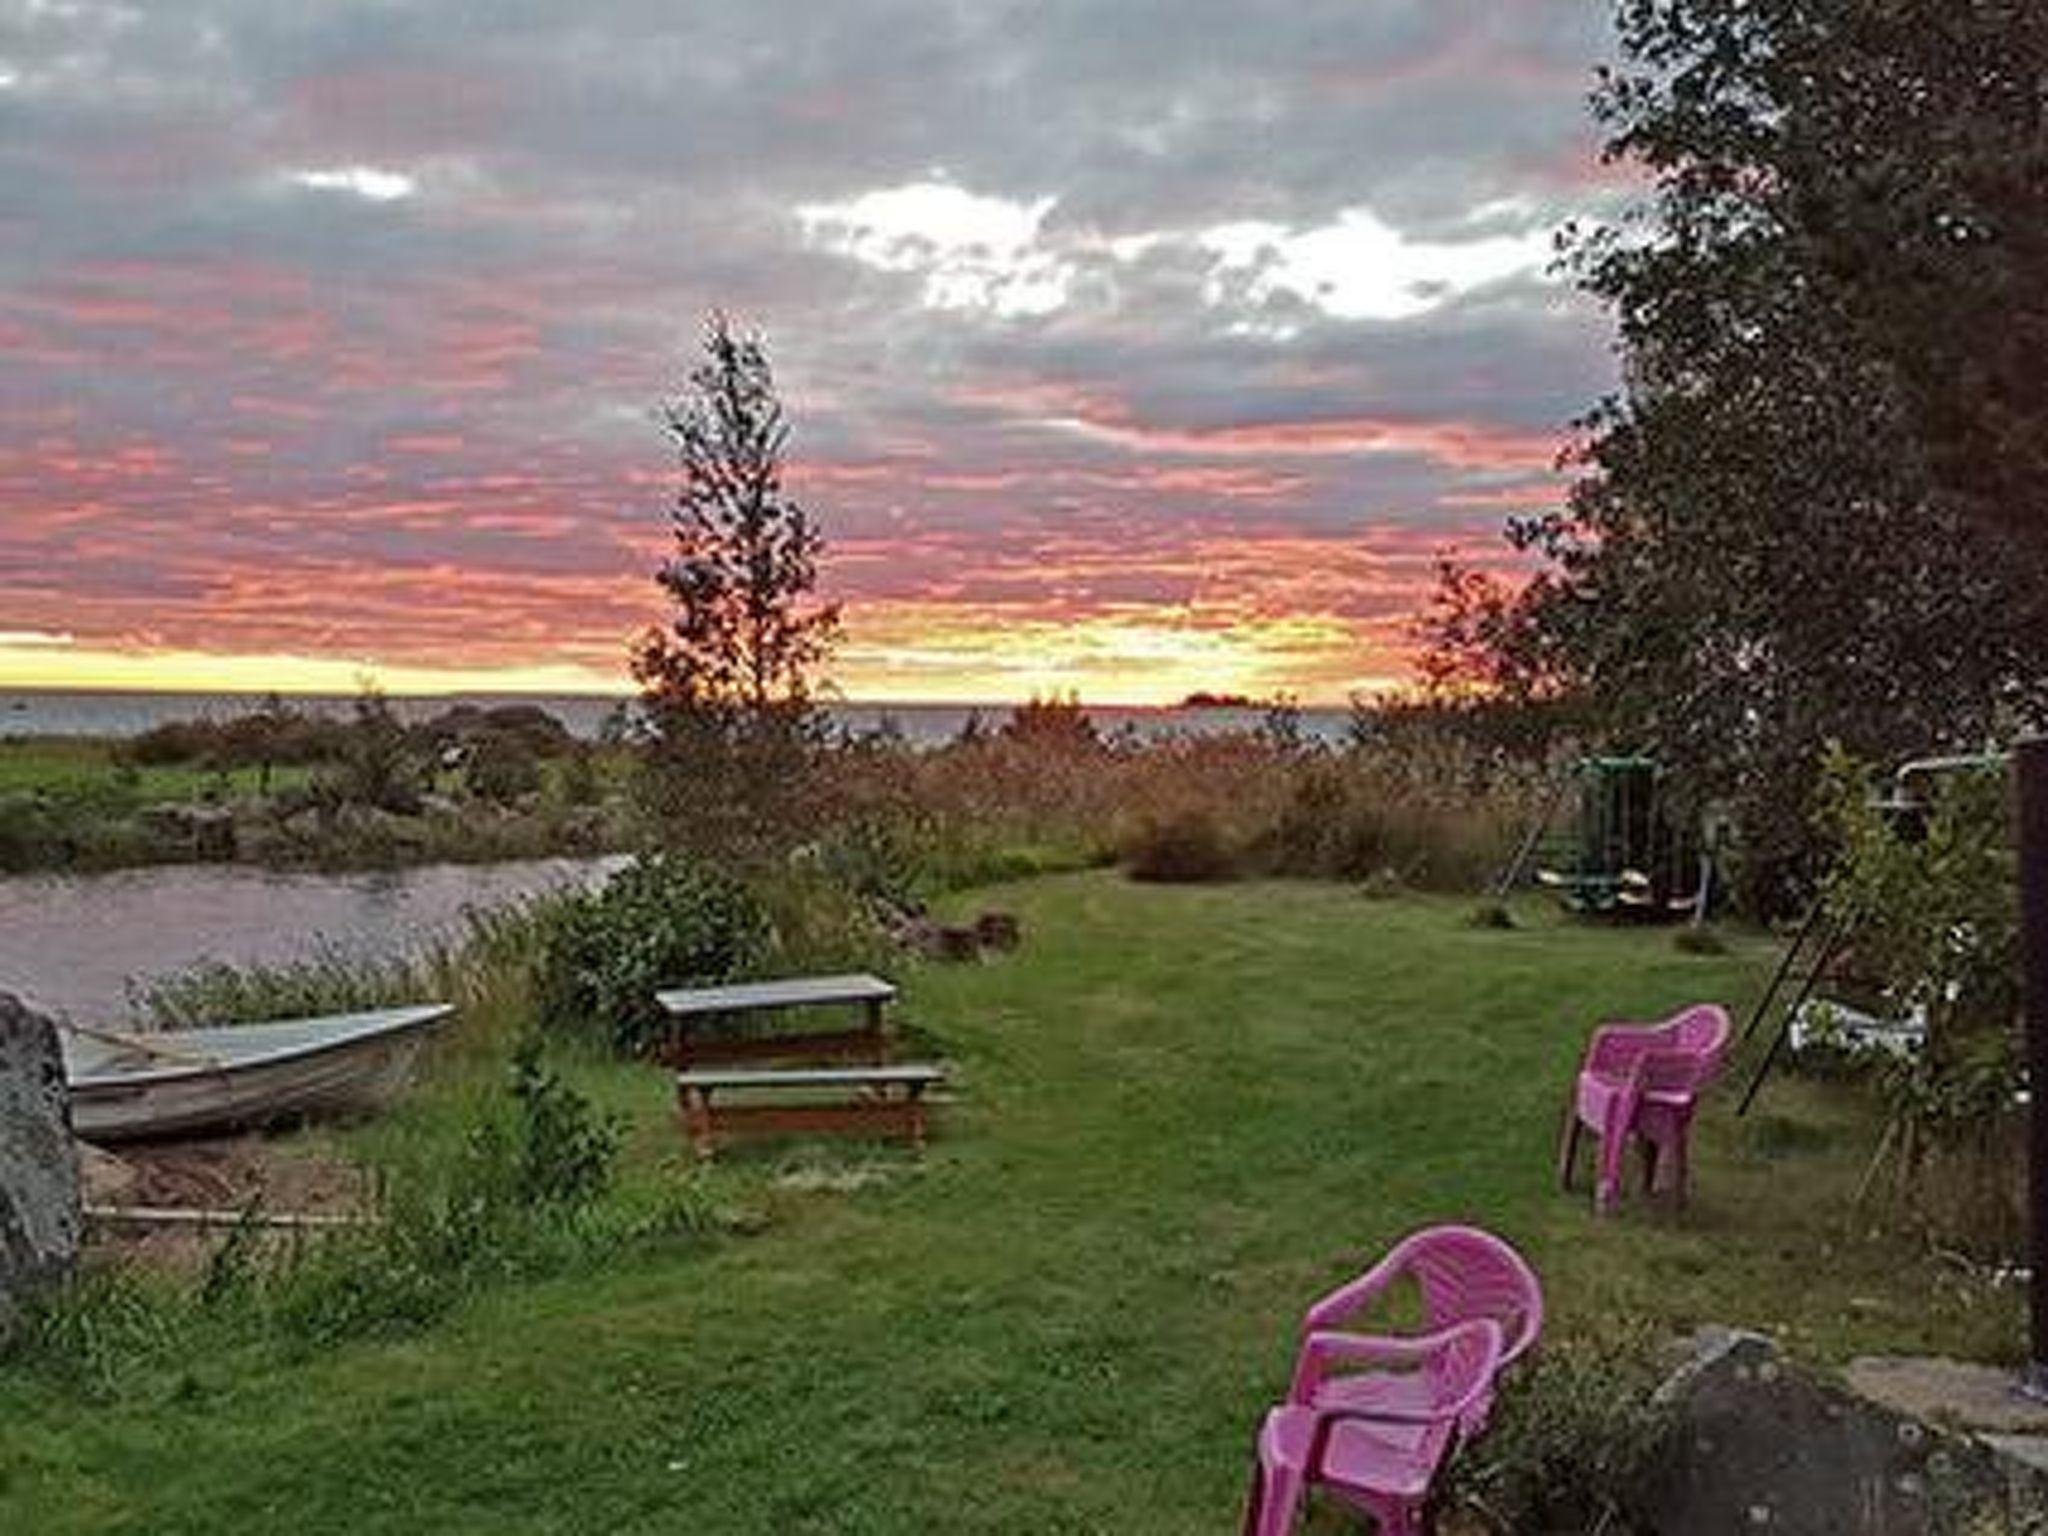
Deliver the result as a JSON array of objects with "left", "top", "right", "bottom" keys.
[
  {"left": 1293, "top": 1225, "right": 1543, "bottom": 1436},
  {"left": 1243, "top": 1318, "right": 1502, "bottom": 1536},
  {"left": 1559, "top": 1002, "right": 1732, "bottom": 1211}
]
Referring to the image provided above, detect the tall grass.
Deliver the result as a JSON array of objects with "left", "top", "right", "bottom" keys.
[
  {"left": 127, "top": 897, "right": 565, "bottom": 1048},
  {"left": 812, "top": 719, "right": 1548, "bottom": 895}
]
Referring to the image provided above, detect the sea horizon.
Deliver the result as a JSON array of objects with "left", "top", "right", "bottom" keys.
[{"left": 0, "top": 685, "right": 1355, "bottom": 746}]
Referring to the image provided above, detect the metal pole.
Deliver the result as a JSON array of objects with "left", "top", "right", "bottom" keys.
[
  {"left": 1736, "top": 912, "right": 1851, "bottom": 1118},
  {"left": 1490, "top": 767, "right": 1576, "bottom": 901},
  {"left": 1741, "top": 900, "right": 1829, "bottom": 1045},
  {"left": 2019, "top": 737, "right": 2048, "bottom": 1398}
]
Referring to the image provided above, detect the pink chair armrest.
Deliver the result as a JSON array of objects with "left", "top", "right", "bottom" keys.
[
  {"left": 1301, "top": 1250, "right": 1408, "bottom": 1332},
  {"left": 1288, "top": 1323, "right": 1500, "bottom": 1405},
  {"left": 1298, "top": 1321, "right": 1504, "bottom": 1473}
]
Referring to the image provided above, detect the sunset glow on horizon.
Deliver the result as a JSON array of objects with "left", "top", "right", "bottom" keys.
[{"left": 0, "top": 3, "right": 1623, "bottom": 707}]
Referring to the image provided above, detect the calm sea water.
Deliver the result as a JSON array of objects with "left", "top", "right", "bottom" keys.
[
  {"left": 0, "top": 855, "right": 627, "bottom": 1026},
  {"left": 0, "top": 689, "right": 1351, "bottom": 748}
]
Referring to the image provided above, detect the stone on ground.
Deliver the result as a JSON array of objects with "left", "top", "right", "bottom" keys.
[
  {"left": 0, "top": 991, "right": 81, "bottom": 1330},
  {"left": 1646, "top": 1328, "right": 2048, "bottom": 1534}
]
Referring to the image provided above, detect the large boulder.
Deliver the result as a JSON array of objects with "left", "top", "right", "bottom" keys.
[
  {"left": 0, "top": 992, "right": 81, "bottom": 1329},
  {"left": 1643, "top": 1328, "right": 2048, "bottom": 1534}
]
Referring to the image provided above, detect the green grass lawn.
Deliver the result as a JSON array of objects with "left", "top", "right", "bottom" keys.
[
  {"left": 0, "top": 875, "right": 2020, "bottom": 1533},
  {"left": 0, "top": 738, "right": 309, "bottom": 803}
]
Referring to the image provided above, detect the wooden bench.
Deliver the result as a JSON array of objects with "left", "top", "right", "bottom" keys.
[
  {"left": 674, "top": 1064, "right": 947, "bottom": 1160},
  {"left": 654, "top": 973, "right": 898, "bottom": 1069}
]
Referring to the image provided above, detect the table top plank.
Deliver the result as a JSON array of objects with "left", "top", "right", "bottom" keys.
[
  {"left": 655, "top": 972, "right": 897, "bottom": 1018},
  {"left": 675, "top": 1064, "right": 945, "bottom": 1089}
]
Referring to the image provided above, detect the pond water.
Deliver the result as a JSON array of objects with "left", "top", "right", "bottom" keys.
[{"left": 0, "top": 855, "right": 626, "bottom": 1025}]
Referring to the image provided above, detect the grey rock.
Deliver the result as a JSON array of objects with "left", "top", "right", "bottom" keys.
[
  {"left": 138, "top": 801, "right": 238, "bottom": 860},
  {"left": 1645, "top": 1330, "right": 2048, "bottom": 1534},
  {"left": 1846, "top": 1356, "right": 2048, "bottom": 1436},
  {"left": 973, "top": 911, "right": 1022, "bottom": 951},
  {"left": 0, "top": 993, "right": 81, "bottom": 1331}
]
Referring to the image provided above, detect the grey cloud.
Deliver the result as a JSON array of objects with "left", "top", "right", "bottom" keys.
[{"left": 0, "top": 0, "right": 1620, "bottom": 671}]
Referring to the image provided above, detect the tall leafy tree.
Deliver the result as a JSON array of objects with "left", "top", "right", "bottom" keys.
[
  {"left": 632, "top": 313, "right": 840, "bottom": 862},
  {"left": 1428, "top": 0, "right": 2048, "bottom": 910}
]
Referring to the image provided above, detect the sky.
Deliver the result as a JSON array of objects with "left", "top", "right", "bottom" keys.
[{"left": 0, "top": 0, "right": 1628, "bottom": 705}]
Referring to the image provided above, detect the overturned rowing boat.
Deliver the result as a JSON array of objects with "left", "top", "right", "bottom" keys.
[{"left": 62, "top": 1005, "right": 452, "bottom": 1143}]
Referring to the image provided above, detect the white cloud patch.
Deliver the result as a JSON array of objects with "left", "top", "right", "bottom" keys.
[
  {"left": 1197, "top": 208, "right": 1552, "bottom": 324},
  {"left": 0, "top": 630, "right": 75, "bottom": 647},
  {"left": 288, "top": 165, "right": 418, "bottom": 202},
  {"left": 797, "top": 181, "right": 1069, "bottom": 317},
  {"left": 802, "top": 180, "right": 1556, "bottom": 326}
]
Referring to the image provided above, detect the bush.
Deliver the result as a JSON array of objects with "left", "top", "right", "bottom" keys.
[
  {"left": 330, "top": 690, "right": 424, "bottom": 814},
  {"left": 534, "top": 853, "right": 770, "bottom": 1053},
  {"left": 464, "top": 731, "right": 545, "bottom": 806},
  {"left": 1448, "top": 1328, "right": 1675, "bottom": 1533},
  {"left": 555, "top": 745, "right": 604, "bottom": 807},
  {"left": 248, "top": 1036, "right": 622, "bottom": 1349},
  {"left": 813, "top": 815, "right": 926, "bottom": 912},
  {"left": 1816, "top": 752, "right": 2023, "bottom": 1256},
  {"left": 1122, "top": 808, "right": 1238, "bottom": 882},
  {"left": 751, "top": 864, "right": 893, "bottom": 975}
]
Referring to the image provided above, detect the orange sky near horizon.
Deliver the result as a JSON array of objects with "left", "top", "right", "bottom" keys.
[
  {"left": 0, "top": 439, "right": 1557, "bottom": 707},
  {"left": 0, "top": 575, "right": 1435, "bottom": 707}
]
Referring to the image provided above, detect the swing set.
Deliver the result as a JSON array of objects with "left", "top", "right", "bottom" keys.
[{"left": 1493, "top": 755, "right": 1714, "bottom": 921}]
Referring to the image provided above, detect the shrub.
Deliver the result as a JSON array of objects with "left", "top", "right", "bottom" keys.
[
  {"left": 419, "top": 703, "right": 573, "bottom": 759},
  {"left": 327, "top": 689, "right": 424, "bottom": 814},
  {"left": 752, "top": 863, "right": 893, "bottom": 975},
  {"left": 533, "top": 853, "right": 770, "bottom": 1053},
  {"left": 464, "top": 731, "right": 545, "bottom": 806},
  {"left": 1448, "top": 1328, "right": 1674, "bottom": 1533},
  {"left": 1816, "top": 752, "right": 2023, "bottom": 1256},
  {"left": 265, "top": 1036, "right": 620, "bottom": 1349},
  {"left": 500, "top": 1032, "right": 623, "bottom": 1207},
  {"left": 1122, "top": 808, "right": 1238, "bottom": 883},
  {"left": 555, "top": 745, "right": 604, "bottom": 807},
  {"left": 813, "top": 815, "right": 926, "bottom": 912},
  {"left": 1246, "top": 744, "right": 1539, "bottom": 890},
  {"left": 123, "top": 705, "right": 348, "bottom": 772}
]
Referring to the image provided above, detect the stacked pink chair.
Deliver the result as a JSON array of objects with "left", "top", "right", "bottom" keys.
[
  {"left": 1242, "top": 1226, "right": 1544, "bottom": 1536},
  {"left": 1559, "top": 1002, "right": 1732, "bottom": 1212},
  {"left": 1246, "top": 1319, "right": 1500, "bottom": 1536}
]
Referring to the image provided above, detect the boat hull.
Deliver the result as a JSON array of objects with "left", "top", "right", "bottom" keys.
[{"left": 65, "top": 1005, "right": 451, "bottom": 1143}]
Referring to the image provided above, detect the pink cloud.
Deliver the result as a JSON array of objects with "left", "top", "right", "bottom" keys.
[{"left": 1048, "top": 409, "right": 1562, "bottom": 472}]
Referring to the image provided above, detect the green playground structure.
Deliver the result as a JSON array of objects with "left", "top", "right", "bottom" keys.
[{"left": 1494, "top": 756, "right": 1713, "bottom": 920}]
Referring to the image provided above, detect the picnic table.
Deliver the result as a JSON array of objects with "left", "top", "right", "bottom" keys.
[
  {"left": 655, "top": 973, "right": 947, "bottom": 1158},
  {"left": 653, "top": 972, "right": 898, "bottom": 1068},
  {"left": 672, "top": 1064, "right": 946, "bottom": 1159}
]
